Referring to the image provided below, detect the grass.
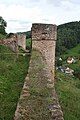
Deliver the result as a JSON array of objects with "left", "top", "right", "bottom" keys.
[
  {"left": 59, "top": 44, "right": 80, "bottom": 70},
  {"left": 26, "top": 38, "right": 32, "bottom": 50},
  {"left": 0, "top": 45, "right": 30, "bottom": 120},
  {"left": 0, "top": 34, "right": 7, "bottom": 40},
  {"left": 55, "top": 43, "right": 80, "bottom": 119},
  {"left": 67, "top": 61, "right": 80, "bottom": 70},
  {"left": 55, "top": 71, "right": 80, "bottom": 120},
  {"left": 61, "top": 44, "right": 80, "bottom": 58}
]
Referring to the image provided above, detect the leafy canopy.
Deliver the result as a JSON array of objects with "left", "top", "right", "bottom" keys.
[{"left": 0, "top": 16, "right": 7, "bottom": 35}]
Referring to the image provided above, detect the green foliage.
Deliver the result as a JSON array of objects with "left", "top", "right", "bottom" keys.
[
  {"left": 17, "top": 31, "right": 31, "bottom": 39},
  {"left": 26, "top": 31, "right": 31, "bottom": 39},
  {"left": 59, "top": 44, "right": 80, "bottom": 71},
  {"left": 73, "top": 67, "right": 80, "bottom": 79},
  {"left": 56, "top": 58, "right": 63, "bottom": 66},
  {"left": 0, "top": 34, "right": 7, "bottom": 40},
  {"left": 24, "top": 21, "right": 80, "bottom": 57},
  {"left": 6, "top": 33, "right": 14, "bottom": 38},
  {"left": 26, "top": 38, "right": 32, "bottom": 51},
  {"left": 78, "top": 50, "right": 80, "bottom": 54},
  {"left": 55, "top": 42, "right": 80, "bottom": 119},
  {"left": 60, "top": 44, "right": 80, "bottom": 58},
  {"left": 0, "top": 16, "right": 7, "bottom": 35},
  {"left": 0, "top": 45, "right": 30, "bottom": 119},
  {"left": 56, "top": 21, "right": 80, "bottom": 56},
  {"left": 55, "top": 71, "right": 80, "bottom": 120}
]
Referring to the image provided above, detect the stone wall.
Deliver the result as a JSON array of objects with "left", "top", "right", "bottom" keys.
[
  {"left": 0, "top": 34, "right": 26, "bottom": 51},
  {"left": 32, "top": 23, "right": 57, "bottom": 80},
  {"left": 14, "top": 23, "right": 64, "bottom": 120},
  {"left": 0, "top": 35, "right": 18, "bottom": 52},
  {"left": 17, "top": 34, "right": 26, "bottom": 50},
  {"left": 14, "top": 50, "right": 64, "bottom": 120}
]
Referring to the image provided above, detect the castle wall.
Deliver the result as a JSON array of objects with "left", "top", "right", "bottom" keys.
[
  {"left": 32, "top": 23, "right": 57, "bottom": 80},
  {"left": 0, "top": 34, "right": 26, "bottom": 51},
  {"left": 17, "top": 34, "right": 26, "bottom": 50},
  {"left": 14, "top": 23, "right": 64, "bottom": 120},
  {"left": 0, "top": 35, "right": 18, "bottom": 52}
]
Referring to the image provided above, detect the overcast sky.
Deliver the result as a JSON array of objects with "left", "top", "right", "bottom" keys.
[{"left": 0, "top": 0, "right": 80, "bottom": 33}]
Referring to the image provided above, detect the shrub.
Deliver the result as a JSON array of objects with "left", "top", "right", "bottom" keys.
[
  {"left": 0, "top": 34, "right": 6, "bottom": 40},
  {"left": 73, "top": 67, "right": 80, "bottom": 79}
]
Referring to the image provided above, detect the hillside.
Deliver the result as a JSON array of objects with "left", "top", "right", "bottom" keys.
[
  {"left": 55, "top": 43, "right": 80, "bottom": 120},
  {"left": 55, "top": 71, "right": 80, "bottom": 120},
  {"left": 57, "top": 43, "right": 80, "bottom": 72},
  {"left": 56, "top": 21, "right": 80, "bottom": 56},
  {"left": 23, "top": 21, "right": 80, "bottom": 56},
  {"left": 0, "top": 45, "right": 30, "bottom": 119},
  {"left": 17, "top": 31, "right": 31, "bottom": 39},
  {"left": 15, "top": 50, "right": 63, "bottom": 120}
]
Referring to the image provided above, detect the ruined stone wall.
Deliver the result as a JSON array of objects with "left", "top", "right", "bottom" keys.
[
  {"left": 14, "top": 24, "right": 64, "bottom": 120},
  {"left": 17, "top": 34, "right": 26, "bottom": 50},
  {"left": 32, "top": 23, "right": 57, "bottom": 80},
  {"left": 0, "top": 35, "right": 18, "bottom": 52},
  {"left": 0, "top": 34, "right": 26, "bottom": 51}
]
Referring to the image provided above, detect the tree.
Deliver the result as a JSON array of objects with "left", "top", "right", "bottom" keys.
[
  {"left": 0, "top": 16, "right": 7, "bottom": 35},
  {"left": 56, "top": 21, "right": 80, "bottom": 56}
]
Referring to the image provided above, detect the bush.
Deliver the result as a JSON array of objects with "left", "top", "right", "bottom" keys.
[
  {"left": 56, "top": 59, "right": 63, "bottom": 67},
  {"left": 0, "top": 34, "right": 6, "bottom": 40},
  {"left": 78, "top": 50, "right": 80, "bottom": 54},
  {"left": 73, "top": 67, "right": 80, "bottom": 79}
]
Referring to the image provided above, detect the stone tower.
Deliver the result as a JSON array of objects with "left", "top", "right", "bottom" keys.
[{"left": 32, "top": 23, "right": 57, "bottom": 80}]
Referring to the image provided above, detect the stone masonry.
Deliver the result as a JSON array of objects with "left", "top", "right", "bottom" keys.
[
  {"left": 14, "top": 23, "right": 64, "bottom": 120},
  {"left": 0, "top": 34, "right": 26, "bottom": 51},
  {"left": 32, "top": 23, "right": 57, "bottom": 80},
  {"left": 0, "top": 35, "right": 18, "bottom": 52},
  {"left": 17, "top": 34, "right": 26, "bottom": 50}
]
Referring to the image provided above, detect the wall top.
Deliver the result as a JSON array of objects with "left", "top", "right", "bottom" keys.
[{"left": 32, "top": 23, "right": 57, "bottom": 41}]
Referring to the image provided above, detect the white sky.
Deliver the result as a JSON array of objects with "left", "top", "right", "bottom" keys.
[{"left": 0, "top": 0, "right": 80, "bottom": 33}]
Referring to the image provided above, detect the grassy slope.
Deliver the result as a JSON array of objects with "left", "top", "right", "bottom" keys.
[
  {"left": 61, "top": 44, "right": 80, "bottom": 58},
  {"left": 65, "top": 44, "right": 80, "bottom": 70},
  {"left": 67, "top": 44, "right": 80, "bottom": 57},
  {"left": 26, "top": 38, "right": 32, "bottom": 50},
  {"left": 55, "top": 72, "right": 80, "bottom": 120},
  {"left": 55, "top": 44, "right": 80, "bottom": 120},
  {"left": 0, "top": 45, "right": 30, "bottom": 120}
]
